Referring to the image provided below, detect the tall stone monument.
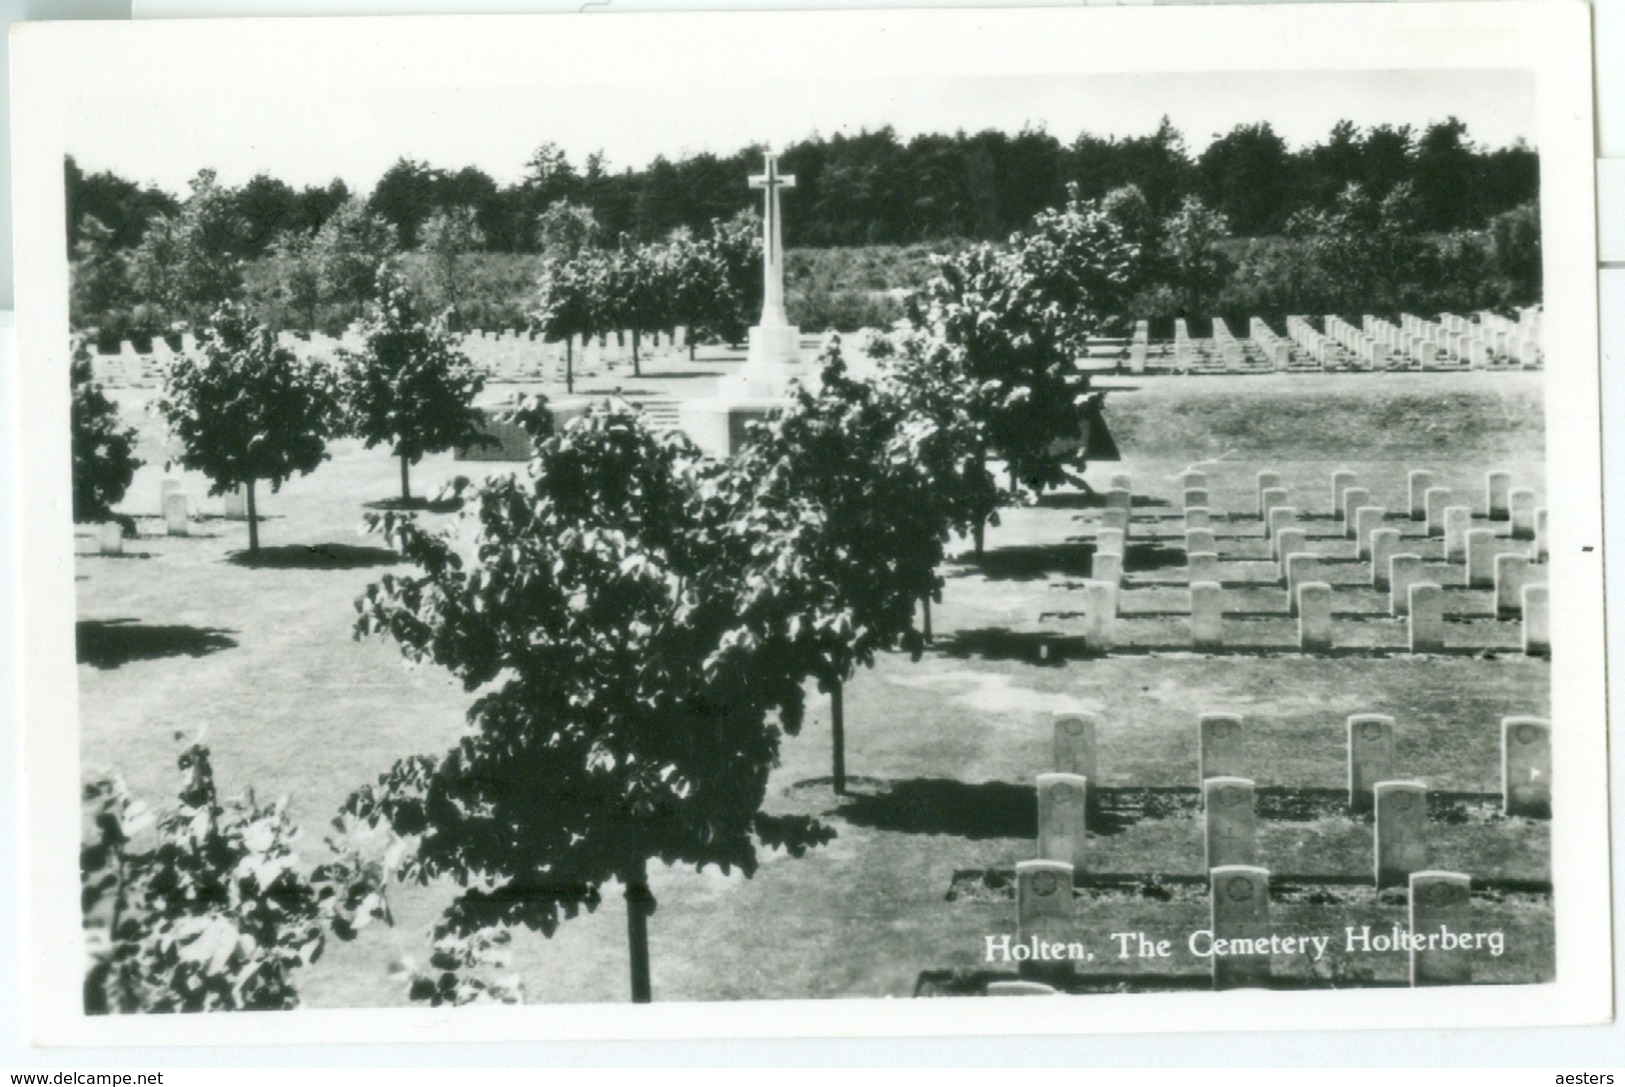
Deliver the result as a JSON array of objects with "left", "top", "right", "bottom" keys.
[{"left": 680, "top": 151, "right": 810, "bottom": 456}]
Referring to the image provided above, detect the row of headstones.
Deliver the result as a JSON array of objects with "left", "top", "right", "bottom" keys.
[
  {"left": 1396, "top": 312, "right": 1542, "bottom": 369},
  {"left": 1002, "top": 710, "right": 1549, "bottom": 993},
  {"left": 1035, "top": 711, "right": 1550, "bottom": 877},
  {"left": 92, "top": 480, "right": 248, "bottom": 552},
  {"left": 1075, "top": 470, "right": 1551, "bottom": 655},
  {"left": 1005, "top": 861, "right": 1483, "bottom": 991},
  {"left": 1248, "top": 317, "right": 1294, "bottom": 370}
]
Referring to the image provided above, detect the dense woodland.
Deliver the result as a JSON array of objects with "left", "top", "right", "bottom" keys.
[{"left": 66, "top": 116, "right": 1541, "bottom": 344}]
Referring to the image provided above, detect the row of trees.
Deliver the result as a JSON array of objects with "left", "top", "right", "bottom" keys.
[{"left": 67, "top": 116, "right": 1536, "bottom": 262}]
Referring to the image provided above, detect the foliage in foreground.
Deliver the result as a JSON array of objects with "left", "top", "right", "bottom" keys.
[
  {"left": 81, "top": 744, "right": 389, "bottom": 1013},
  {"left": 348, "top": 404, "right": 834, "bottom": 1002}
]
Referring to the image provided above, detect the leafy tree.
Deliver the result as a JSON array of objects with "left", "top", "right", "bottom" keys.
[
  {"left": 892, "top": 238, "right": 1106, "bottom": 509},
  {"left": 267, "top": 229, "right": 325, "bottom": 331},
  {"left": 736, "top": 348, "right": 956, "bottom": 793},
  {"left": 534, "top": 199, "right": 600, "bottom": 262},
  {"left": 1024, "top": 183, "right": 1143, "bottom": 341},
  {"left": 69, "top": 216, "right": 133, "bottom": 329},
  {"left": 126, "top": 170, "right": 246, "bottom": 328},
  {"left": 1162, "top": 195, "right": 1232, "bottom": 317},
  {"left": 599, "top": 238, "right": 670, "bottom": 376},
  {"left": 234, "top": 173, "right": 303, "bottom": 257},
  {"left": 1197, "top": 122, "right": 1294, "bottom": 236},
  {"left": 313, "top": 197, "right": 399, "bottom": 321},
  {"left": 533, "top": 250, "right": 600, "bottom": 393},
  {"left": 1488, "top": 200, "right": 1541, "bottom": 306},
  {"left": 348, "top": 404, "right": 833, "bottom": 1003},
  {"left": 81, "top": 743, "right": 390, "bottom": 1013},
  {"left": 338, "top": 277, "right": 489, "bottom": 502},
  {"left": 70, "top": 341, "right": 141, "bottom": 525},
  {"left": 418, "top": 206, "right": 486, "bottom": 322},
  {"left": 157, "top": 307, "right": 339, "bottom": 554}
]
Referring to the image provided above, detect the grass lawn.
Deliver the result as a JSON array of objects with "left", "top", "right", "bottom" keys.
[{"left": 73, "top": 367, "right": 1551, "bottom": 1005}]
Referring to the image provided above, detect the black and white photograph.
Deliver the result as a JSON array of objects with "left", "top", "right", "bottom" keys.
[{"left": 9, "top": 3, "right": 1609, "bottom": 1044}]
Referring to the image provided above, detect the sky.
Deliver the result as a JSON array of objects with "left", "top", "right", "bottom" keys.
[{"left": 52, "top": 21, "right": 1536, "bottom": 198}]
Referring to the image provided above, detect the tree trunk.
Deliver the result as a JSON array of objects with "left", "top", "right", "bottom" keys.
[
  {"left": 399, "top": 455, "right": 411, "bottom": 502},
  {"left": 922, "top": 595, "right": 933, "bottom": 643},
  {"left": 973, "top": 520, "right": 985, "bottom": 558},
  {"left": 245, "top": 479, "right": 259, "bottom": 554},
  {"left": 831, "top": 680, "right": 847, "bottom": 795},
  {"left": 689, "top": 343, "right": 696, "bottom": 362},
  {"left": 624, "top": 858, "right": 654, "bottom": 1004},
  {"left": 566, "top": 338, "right": 574, "bottom": 395},
  {"left": 632, "top": 329, "right": 641, "bottom": 377}
]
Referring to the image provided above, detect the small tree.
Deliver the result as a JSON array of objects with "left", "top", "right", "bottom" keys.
[
  {"left": 737, "top": 346, "right": 957, "bottom": 793},
  {"left": 418, "top": 206, "right": 486, "bottom": 323},
  {"left": 125, "top": 170, "right": 246, "bottom": 330},
  {"left": 157, "top": 307, "right": 339, "bottom": 554},
  {"left": 338, "top": 277, "right": 488, "bottom": 503},
  {"left": 1162, "top": 195, "right": 1232, "bottom": 318},
  {"left": 81, "top": 743, "right": 389, "bottom": 1013},
  {"left": 533, "top": 252, "right": 599, "bottom": 394},
  {"left": 314, "top": 198, "right": 398, "bottom": 322},
  {"left": 348, "top": 404, "right": 833, "bottom": 1003},
  {"left": 70, "top": 341, "right": 142, "bottom": 526}
]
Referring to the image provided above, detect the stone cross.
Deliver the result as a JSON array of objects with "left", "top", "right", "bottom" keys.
[
  {"left": 1408, "top": 872, "right": 1473, "bottom": 986},
  {"left": 748, "top": 152, "right": 796, "bottom": 329},
  {"left": 1209, "top": 865, "right": 1271, "bottom": 990},
  {"left": 1374, "top": 781, "right": 1429, "bottom": 888},
  {"left": 1347, "top": 714, "right": 1395, "bottom": 813},
  {"left": 1501, "top": 716, "right": 1551, "bottom": 818}
]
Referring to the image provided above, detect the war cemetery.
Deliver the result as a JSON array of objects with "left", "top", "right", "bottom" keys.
[{"left": 65, "top": 119, "right": 1553, "bottom": 1009}]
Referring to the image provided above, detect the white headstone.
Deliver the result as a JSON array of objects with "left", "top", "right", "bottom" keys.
[
  {"left": 1501, "top": 716, "right": 1551, "bottom": 818},
  {"left": 1375, "top": 781, "right": 1429, "bottom": 888}
]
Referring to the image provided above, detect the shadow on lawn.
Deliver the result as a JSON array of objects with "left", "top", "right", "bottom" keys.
[
  {"left": 834, "top": 778, "right": 1036, "bottom": 839},
  {"left": 954, "top": 544, "right": 1091, "bottom": 580},
  {"left": 362, "top": 496, "right": 465, "bottom": 514},
  {"left": 77, "top": 618, "right": 238, "bottom": 669},
  {"left": 932, "top": 627, "right": 1087, "bottom": 665},
  {"left": 227, "top": 543, "right": 403, "bottom": 569}
]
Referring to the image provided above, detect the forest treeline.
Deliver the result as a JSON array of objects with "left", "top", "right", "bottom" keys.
[{"left": 68, "top": 116, "right": 1534, "bottom": 256}]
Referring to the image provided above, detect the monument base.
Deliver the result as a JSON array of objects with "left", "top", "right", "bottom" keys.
[
  {"left": 677, "top": 395, "right": 790, "bottom": 458},
  {"left": 737, "top": 322, "right": 808, "bottom": 398}
]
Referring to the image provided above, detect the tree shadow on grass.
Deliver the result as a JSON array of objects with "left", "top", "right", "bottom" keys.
[
  {"left": 932, "top": 627, "right": 1088, "bottom": 665},
  {"left": 834, "top": 778, "right": 1036, "bottom": 839},
  {"left": 77, "top": 618, "right": 238, "bottom": 669},
  {"left": 226, "top": 543, "right": 403, "bottom": 569},
  {"left": 362, "top": 497, "right": 464, "bottom": 514},
  {"left": 955, "top": 544, "right": 1091, "bottom": 581}
]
